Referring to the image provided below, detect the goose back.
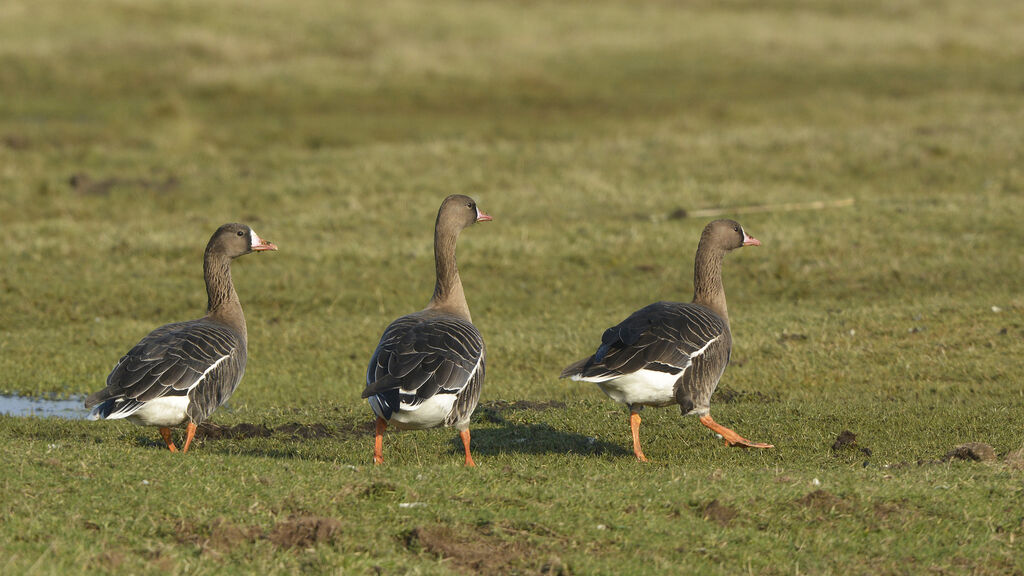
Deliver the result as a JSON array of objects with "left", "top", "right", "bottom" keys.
[{"left": 363, "top": 308, "right": 485, "bottom": 430}]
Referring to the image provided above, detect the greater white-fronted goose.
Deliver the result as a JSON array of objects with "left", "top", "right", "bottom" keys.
[
  {"left": 362, "top": 195, "right": 491, "bottom": 466},
  {"left": 561, "top": 219, "right": 772, "bottom": 461},
  {"left": 85, "top": 223, "right": 277, "bottom": 452}
]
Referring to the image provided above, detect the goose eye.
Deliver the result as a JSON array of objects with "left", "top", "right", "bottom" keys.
[
  {"left": 733, "top": 225, "right": 740, "bottom": 232},
  {"left": 237, "top": 230, "right": 245, "bottom": 237}
]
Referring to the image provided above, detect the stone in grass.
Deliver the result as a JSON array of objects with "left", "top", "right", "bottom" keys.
[{"left": 944, "top": 442, "right": 997, "bottom": 462}]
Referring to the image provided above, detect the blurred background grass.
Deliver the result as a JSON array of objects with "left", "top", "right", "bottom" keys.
[{"left": 1, "top": 1, "right": 1023, "bottom": 573}]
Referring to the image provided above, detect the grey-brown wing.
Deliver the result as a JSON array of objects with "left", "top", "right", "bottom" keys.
[
  {"left": 562, "top": 301, "right": 728, "bottom": 381},
  {"left": 363, "top": 314, "right": 485, "bottom": 419},
  {"left": 86, "top": 319, "right": 244, "bottom": 421}
]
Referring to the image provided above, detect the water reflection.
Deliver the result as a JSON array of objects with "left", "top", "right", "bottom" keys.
[{"left": 0, "top": 394, "right": 89, "bottom": 419}]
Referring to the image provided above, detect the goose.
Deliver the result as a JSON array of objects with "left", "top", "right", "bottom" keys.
[
  {"left": 560, "top": 219, "right": 772, "bottom": 461},
  {"left": 85, "top": 223, "right": 277, "bottom": 452},
  {"left": 362, "top": 195, "right": 491, "bottom": 466}
]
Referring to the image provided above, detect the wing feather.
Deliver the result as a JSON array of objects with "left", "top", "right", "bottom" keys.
[
  {"left": 562, "top": 301, "right": 728, "bottom": 381},
  {"left": 86, "top": 319, "right": 243, "bottom": 419},
  {"left": 363, "top": 312, "right": 485, "bottom": 421}
]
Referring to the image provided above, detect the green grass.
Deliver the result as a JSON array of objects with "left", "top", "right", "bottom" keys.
[{"left": 2, "top": 0, "right": 1024, "bottom": 573}]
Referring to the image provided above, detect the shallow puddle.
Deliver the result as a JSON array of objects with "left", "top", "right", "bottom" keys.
[{"left": 0, "top": 394, "right": 89, "bottom": 419}]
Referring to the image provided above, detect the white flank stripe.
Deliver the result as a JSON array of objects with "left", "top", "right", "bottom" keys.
[
  {"left": 466, "top": 354, "right": 483, "bottom": 385},
  {"left": 191, "top": 354, "right": 230, "bottom": 391},
  {"left": 689, "top": 334, "right": 720, "bottom": 360},
  {"left": 571, "top": 373, "right": 618, "bottom": 383}
]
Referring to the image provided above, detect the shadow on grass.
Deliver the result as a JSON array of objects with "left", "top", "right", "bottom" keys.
[
  {"left": 126, "top": 421, "right": 372, "bottom": 458},
  {"left": 467, "top": 423, "right": 629, "bottom": 457}
]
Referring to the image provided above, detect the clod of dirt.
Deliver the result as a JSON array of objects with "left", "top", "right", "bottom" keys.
[
  {"left": 667, "top": 208, "right": 688, "bottom": 220},
  {"left": 267, "top": 516, "right": 341, "bottom": 549},
  {"left": 944, "top": 442, "right": 997, "bottom": 462},
  {"left": 1005, "top": 445, "right": 1024, "bottom": 470},
  {"left": 831, "top": 430, "right": 873, "bottom": 458},
  {"left": 778, "top": 332, "right": 808, "bottom": 343},
  {"left": 701, "top": 500, "right": 737, "bottom": 527},
  {"left": 832, "top": 430, "right": 857, "bottom": 450}
]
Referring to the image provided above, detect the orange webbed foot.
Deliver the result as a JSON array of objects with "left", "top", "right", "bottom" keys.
[{"left": 698, "top": 414, "right": 774, "bottom": 449}]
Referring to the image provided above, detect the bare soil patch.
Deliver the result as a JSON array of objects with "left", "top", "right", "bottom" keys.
[
  {"left": 944, "top": 442, "right": 996, "bottom": 462},
  {"left": 403, "top": 522, "right": 556, "bottom": 575},
  {"left": 267, "top": 516, "right": 341, "bottom": 549},
  {"left": 700, "top": 500, "right": 737, "bottom": 527},
  {"left": 68, "top": 172, "right": 179, "bottom": 196},
  {"left": 797, "top": 490, "right": 851, "bottom": 514},
  {"left": 1004, "top": 445, "right": 1024, "bottom": 470},
  {"left": 196, "top": 422, "right": 334, "bottom": 441},
  {"left": 476, "top": 400, "right": 567, "bottom": 424},
  {"left": 173, "top": 515, "right": 340, "bottom": 555}
]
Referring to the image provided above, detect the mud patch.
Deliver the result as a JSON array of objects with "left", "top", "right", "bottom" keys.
[
  {"left": 403, "top": 523, "right": 548, "bottom": 575},
  {"left": 69, "top": 172, "right": 179, "bottom": 196},
  {"left": 196, "top": 423, "right": 273, "bottom": 440},
  {"left": 268, "top": 516, "right": 341, "bottom": 549},
  {"left": 700, "top": 499, "right": 737, "bottom": 527},
  {"left": 872, "top": 500, "right": 913, "bottom": 523},
  {"left": 944, "top": 442, "right": 996, "bottom": 462},
  {"left": 476, "top": 400, "right": 567, "bottom": 424},
  {"left": 206, "top": 518, "right": 261, "bottom": 552},
  {"left": 95, "top": 549, "right": 126, "bottom": 571},
  {"left": 778, "top": 331, "right": 808, "bottom": 343},
  {"left": 196, "top": 422, "right": 334, "bottom": 441},
  {"left": 174, "top": 515, "right": 339, "bottom": 555},
  {"left": 3, "top": 135, "right": 30, "bottom": 150},
  {"left": 797, "top": 490, "right": 851, "bottom": 514},
  {"left": 714, "top": 386, "right": 777, "bottom": 404}
]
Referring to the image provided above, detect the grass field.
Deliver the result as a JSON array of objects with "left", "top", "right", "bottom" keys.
[{"left": 2, "top": 0, "right": 1024, "bottom": 574}]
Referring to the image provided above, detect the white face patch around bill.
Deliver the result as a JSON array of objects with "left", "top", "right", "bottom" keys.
[{"left": 249, "top": 228, "right": 261, "bottom": 249}]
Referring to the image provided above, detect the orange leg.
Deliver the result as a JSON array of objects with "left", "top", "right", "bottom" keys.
[
  {"left": 630, "top": 411, "right": 648, "bottom": 462},
  {"left": 159, "top": 427, "right": 178, "bottom": 452},
  {"left": 459, "top": 428, "right": 476, "bottom": 467},
  {"left": 373, "top": 417, "right": 387, "bottom": 465},
  {"left": 181, "top": 422, "right": 198, "bottom": 453},
  {"left": 699, "top": 414, "right": 774, "bottom": 449}
]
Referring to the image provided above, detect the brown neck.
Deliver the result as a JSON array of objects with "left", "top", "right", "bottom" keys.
[
  {"left": 204, "top": 251, "right": 247, "bottom": 339},
  {"left": 691, "top": 242, "right": 728, "bottom": 325},
  {"left": 427, "top": 218, "right": 471, "bottom": 321}
]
